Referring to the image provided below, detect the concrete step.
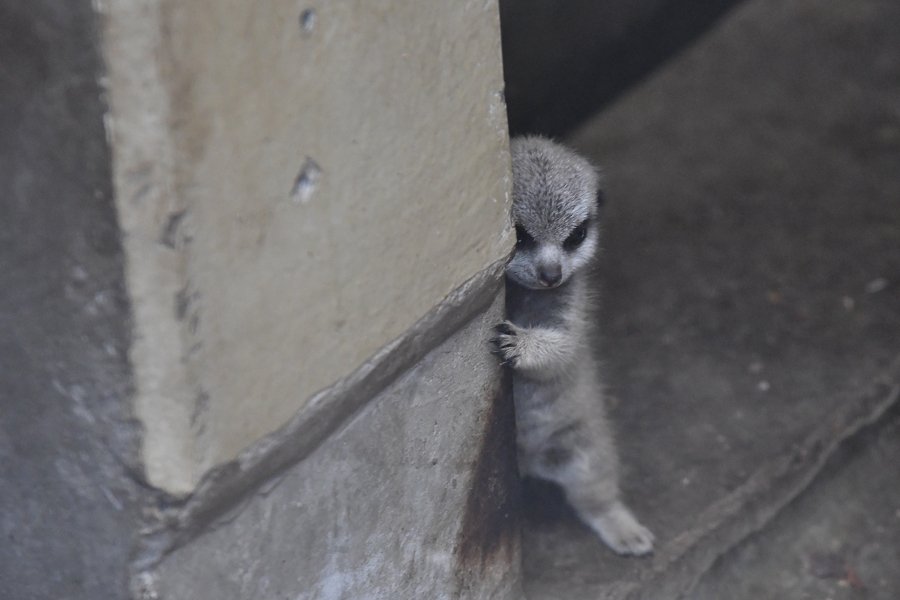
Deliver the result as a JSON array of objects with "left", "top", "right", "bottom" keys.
[{"left": 520, "top": 0, "right": 900, "bottom": 598}]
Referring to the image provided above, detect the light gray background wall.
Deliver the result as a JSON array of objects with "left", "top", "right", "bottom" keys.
[{"left": 0, "top": 1, "right": 142, "bottom": 597}]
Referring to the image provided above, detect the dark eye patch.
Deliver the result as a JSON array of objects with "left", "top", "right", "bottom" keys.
[
  {"left": 563, "top": 219, "right": 589, "bottom": 251},
  {"left": 515, "top": 224, "right": 536, "bottom": 249}
]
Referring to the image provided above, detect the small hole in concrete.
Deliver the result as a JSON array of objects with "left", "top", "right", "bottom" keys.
[
  {"left": 159, "top": 210, "right": 186, "bottom": 249},
  {"left": 300, "top": 8, "right": 316, "bottom": 35},
  {"left": 291, "top": 157, "right": 322, "bottom": 204}
]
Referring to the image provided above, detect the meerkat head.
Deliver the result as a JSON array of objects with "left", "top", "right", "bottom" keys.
[{"left": 506, "top": 136, "right": 603, "bottom": 290}]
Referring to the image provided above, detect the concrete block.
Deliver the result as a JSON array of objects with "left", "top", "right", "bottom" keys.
[
  {"left": 102, "top": 0, "right": 514, "bottom": 493},
  {"left": 149, "top": 296, "right": 522, "bottom": 599},
  {"left": 2, "top": 1, "right": 520, "bottom": 598}
]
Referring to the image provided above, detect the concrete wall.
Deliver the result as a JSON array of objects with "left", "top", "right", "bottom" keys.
[
  {"left": 0, "top": 2, "right": 142, "bottom": 597},
  {"left": 2, "top": 0, "right": 520, "bottom": 598},
  {"left": 104, "top": 0, "right": 513, "bottom": 495}
]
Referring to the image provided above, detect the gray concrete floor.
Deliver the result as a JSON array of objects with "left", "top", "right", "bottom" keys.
[
  {"left": 520, "top": 0, "right": 900, "bottom": 597},
  {"left": 692, "top": 410, "right": 900, "bottom": 600}
]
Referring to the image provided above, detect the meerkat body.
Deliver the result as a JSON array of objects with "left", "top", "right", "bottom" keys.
[{"left": 492, "top": 136, "right": 654, "bottom": 556}]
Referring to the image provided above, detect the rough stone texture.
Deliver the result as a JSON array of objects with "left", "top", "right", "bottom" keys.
[
  {"left": 520, "top": 0, "right": 900, "bottom": 597},
  {"left": 692, "top": 408, "right": 900, "bottom": 600},
  {"left": 150, "top": 295, "right": 522, "bottom": 600},
  {"left": 102, "top": 0, "right": 514, "bottom": 493},
  {"left": 0, "top": 1, "right": 142, "bottom": 598}
]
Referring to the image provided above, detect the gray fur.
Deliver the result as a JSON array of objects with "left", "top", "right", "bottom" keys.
[{"left": 492, "top": 136, "right": 654, "bottom": 556}]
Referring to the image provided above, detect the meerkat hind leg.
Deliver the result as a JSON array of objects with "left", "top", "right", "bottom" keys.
[
  {"left": 535, "top": 426, "right": 654, "bottom": 556},
  {"left": 567, "top": 486, "right": 655, "bottom": 556}
]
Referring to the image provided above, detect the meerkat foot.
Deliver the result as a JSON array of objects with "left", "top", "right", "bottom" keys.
[
  {"left": 585, "top": 502, "right": 654, "bottom": 556},
  {"left": 489, "top": 321, "right": 521, "bottom": 367}
]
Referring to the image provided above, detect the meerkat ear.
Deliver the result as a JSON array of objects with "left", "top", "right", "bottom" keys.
[{"left": 596, "top": 189, "right": 606, "bottom": 210}]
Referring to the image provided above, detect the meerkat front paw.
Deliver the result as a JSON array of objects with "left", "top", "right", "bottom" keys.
[
  {"left": 587, "top": 502, "right": 655, "bottom": 556},
  {"left": 489, "top": 321, "right": 522, "bottom": 367}
]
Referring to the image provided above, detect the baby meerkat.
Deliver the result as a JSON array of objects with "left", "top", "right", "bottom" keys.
[{"left": 491, "top": 136, "right": 654, "bottom": 556}]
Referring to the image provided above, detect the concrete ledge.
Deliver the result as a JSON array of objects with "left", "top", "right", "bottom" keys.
[
  {"left": 135, "top": 258, "right": 508, "bottom": 571},
  {"left": 142, "top": 279, "right": 521, "bottom": 599}
]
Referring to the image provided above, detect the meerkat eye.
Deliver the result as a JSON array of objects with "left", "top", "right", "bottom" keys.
[
  {"left": 563, "top": 220, "right": 589, "bottom": 251},
  {"left": 515, "top": 224, "right": 536, "bottom": 249}
]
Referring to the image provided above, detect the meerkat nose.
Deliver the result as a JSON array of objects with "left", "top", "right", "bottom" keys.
[{"left": 538, "top": 263, "right": 562, "bottom": 287}]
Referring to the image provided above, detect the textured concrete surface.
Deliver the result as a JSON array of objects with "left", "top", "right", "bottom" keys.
[
  {"left": 150, "top": 295, "right": 522, "bottom": 599},
  {"left": 692, "top": 409, "right": 900, "bottom": 600},
  {"left": 134, "top": 259, "right": 507, "bottom": 567},
  {"left": 102, "top": 0, "right": 514, "bottom": 492},
  {"left": 520, "top": 0, "right": 900, "bottom": 597},
  {"left": 0, "top": 2, "right": 142, "bottom": 598}
]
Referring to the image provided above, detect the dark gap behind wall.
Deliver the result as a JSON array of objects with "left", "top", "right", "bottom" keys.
[{"left": 499, "top": 0, "right": 747, "bottom": 138}]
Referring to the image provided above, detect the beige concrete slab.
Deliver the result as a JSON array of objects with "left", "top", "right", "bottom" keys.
[{"left": 103, "top": 0, "right": 513, "bottom": 493}]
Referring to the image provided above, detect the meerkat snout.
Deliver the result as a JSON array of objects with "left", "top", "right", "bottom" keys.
[
  {"left": 538, "top": 262, "right": 562, "bottom": 287},
  {"left": 506, "top": 137, "right": 602, "bottom": 291}
]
